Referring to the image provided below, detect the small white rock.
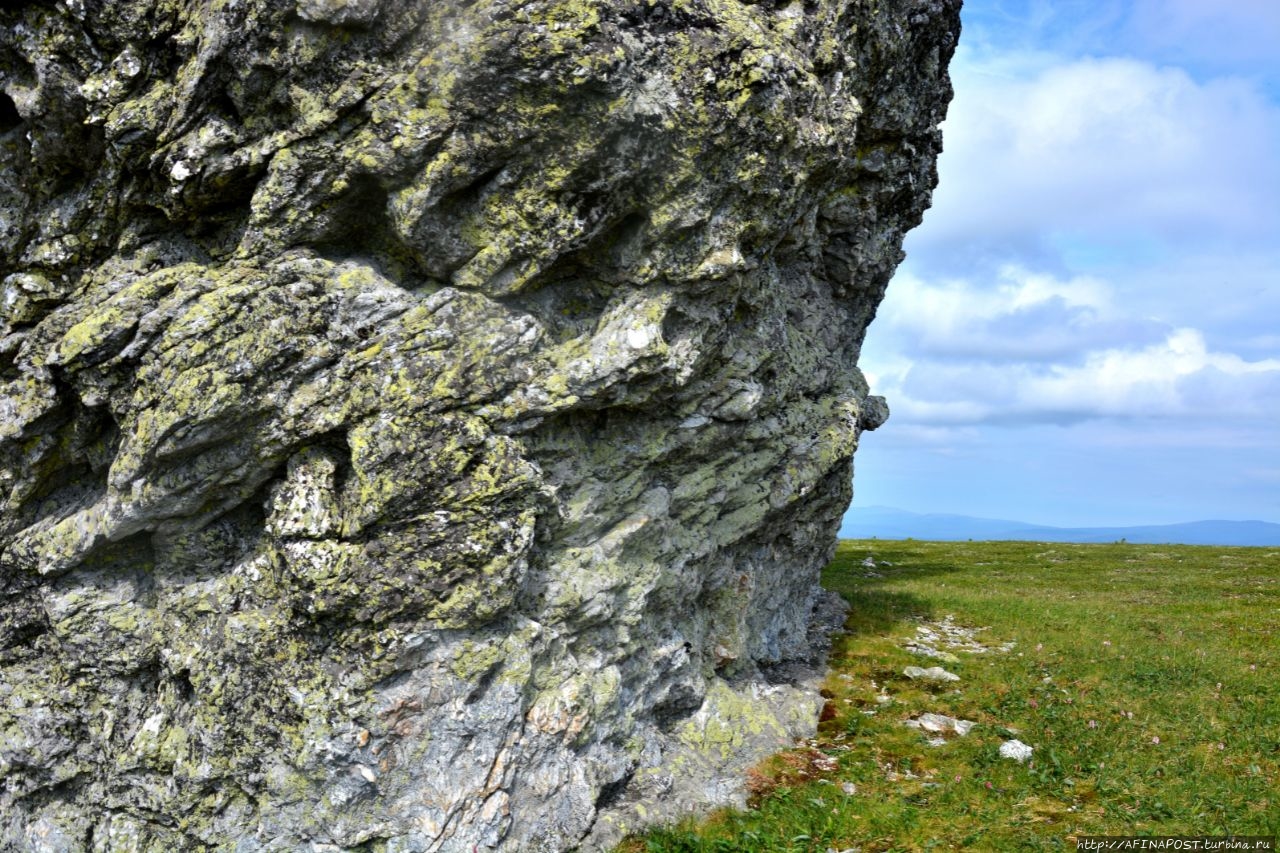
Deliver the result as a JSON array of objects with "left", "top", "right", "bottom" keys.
[
  {"left": 999, "top": 739, "right": 1034, "bottom": 763},
  {"left": 904, "top": 712, "right": 975, "bottom": 737},
  {"left": 903, "top": 665, "right": 960, "bottom": 683}
]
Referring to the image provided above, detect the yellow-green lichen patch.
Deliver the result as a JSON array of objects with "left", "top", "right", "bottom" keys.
[{"left": 675, "top": 679, "right": 791, "bottom": 761}]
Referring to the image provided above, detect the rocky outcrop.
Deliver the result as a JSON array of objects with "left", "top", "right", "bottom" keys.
[{"left": 0, "top": 1, "right": 959, "bottom": 850}]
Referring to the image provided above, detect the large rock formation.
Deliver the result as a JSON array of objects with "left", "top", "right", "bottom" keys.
[{"left": 0, "top": 1, "right": 959, "bottom": 849}]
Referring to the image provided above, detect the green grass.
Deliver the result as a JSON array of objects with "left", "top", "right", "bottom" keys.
[{"left": 620, "top": 540, "right": 1280, "bottom": 852}]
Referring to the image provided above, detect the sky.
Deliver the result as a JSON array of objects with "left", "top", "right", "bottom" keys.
[{"left": 848, "top": 0, "right": 1280, "bottom": 527}]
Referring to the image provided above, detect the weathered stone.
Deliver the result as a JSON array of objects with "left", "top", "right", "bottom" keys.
[
  {"left": 0, "top": 0, "right": 959, "bottom": 849},
  {"left": 905, "top": 614, "right": 1016, "bottom": 660},
  {"left": 904, "top": 665, "right": 961, "bottom": 683},
  {"left": 904, "top": 712, "right": 975, "bottom": 737},
  {"left": 999, "top": 739, "right": 1035, "bottom": 763}
]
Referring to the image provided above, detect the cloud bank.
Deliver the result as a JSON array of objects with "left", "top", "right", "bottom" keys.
[
  {"left": 921, "top": 51, "right": 1280, "bottom": 253},
  {"left": 853, "top": 8, "right": 1280, "bottom": 525}
]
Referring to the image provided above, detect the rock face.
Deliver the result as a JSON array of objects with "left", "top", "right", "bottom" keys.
[{"left": 0, "top": 1, "right": 959, "bottom": 850}]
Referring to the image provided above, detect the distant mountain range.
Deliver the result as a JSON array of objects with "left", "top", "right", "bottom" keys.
[{"left": 840, "top": 506, "right": 1280, "bottom": 547}]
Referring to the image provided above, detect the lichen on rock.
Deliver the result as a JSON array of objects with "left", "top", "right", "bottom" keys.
[{"left": 0, "top": 0, "right": 960, "bottom": 850}]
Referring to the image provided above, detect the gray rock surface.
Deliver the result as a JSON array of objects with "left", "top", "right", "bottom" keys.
[
  {"left": 903, "top": 665, "right": 961, "bottom": 683},
  {"left": 904, "top": 712, "right": 975, "bottom": 737},
  {"left": 999, "top": 739, "right": 1035, "bottom": 763},
  {"left": 0, "top": 0, "right": 959, "bottom": 849}
]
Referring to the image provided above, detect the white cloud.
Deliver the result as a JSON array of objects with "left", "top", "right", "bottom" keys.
[
  {"left": 870, "top": 325, "right": 1280, "bottom": 426},
  {"left": 872, "top": 265, "right": 1136, "bottom": 361},
  {"left": 864, "top": 45, "right": 1280, "bottom": 430},
  {"left": 848, "top": 2, "right": 1280, "bottom": 526},
  {"left": 919, "top": 50, "right": 1280, "bottom": 249},
  {"left": 1023, "top": 328, "right": 1280, "bottom": 416}
]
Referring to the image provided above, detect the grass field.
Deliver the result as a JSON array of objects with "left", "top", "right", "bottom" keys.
[{"left": 621, "top": 540, "right": 1280, "bottom": 851}]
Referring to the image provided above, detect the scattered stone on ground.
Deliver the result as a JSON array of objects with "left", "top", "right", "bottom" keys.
[
  {"left": 904, "top": 614, "right": 1016, "bottom": 660},
  {"left": 908, "top": 646, "right": 962, "bottom": 664},
  {"left": 882, "top": 764, "right": 920, "bottom": 783},
  {"left": 860, "top": 556, "right": 889, "bottom": 577},
  {"left": 999, "top": 739, "right": 1035, "bottom": 763},
  {"left": 904, "top": 665, "right": 961, "bottom": 683},
  {"left": 904, "top": 712, "right": 975, "bottom": 737}
]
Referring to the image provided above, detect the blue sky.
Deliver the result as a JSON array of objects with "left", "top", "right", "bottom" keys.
[{"left": 849, "top": 0, "right": 1280, "bottom": 527}]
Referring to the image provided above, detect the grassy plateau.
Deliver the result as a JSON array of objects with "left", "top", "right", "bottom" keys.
[{"left": 621, "top": 540, "right": 1280, "bottom": 851}]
